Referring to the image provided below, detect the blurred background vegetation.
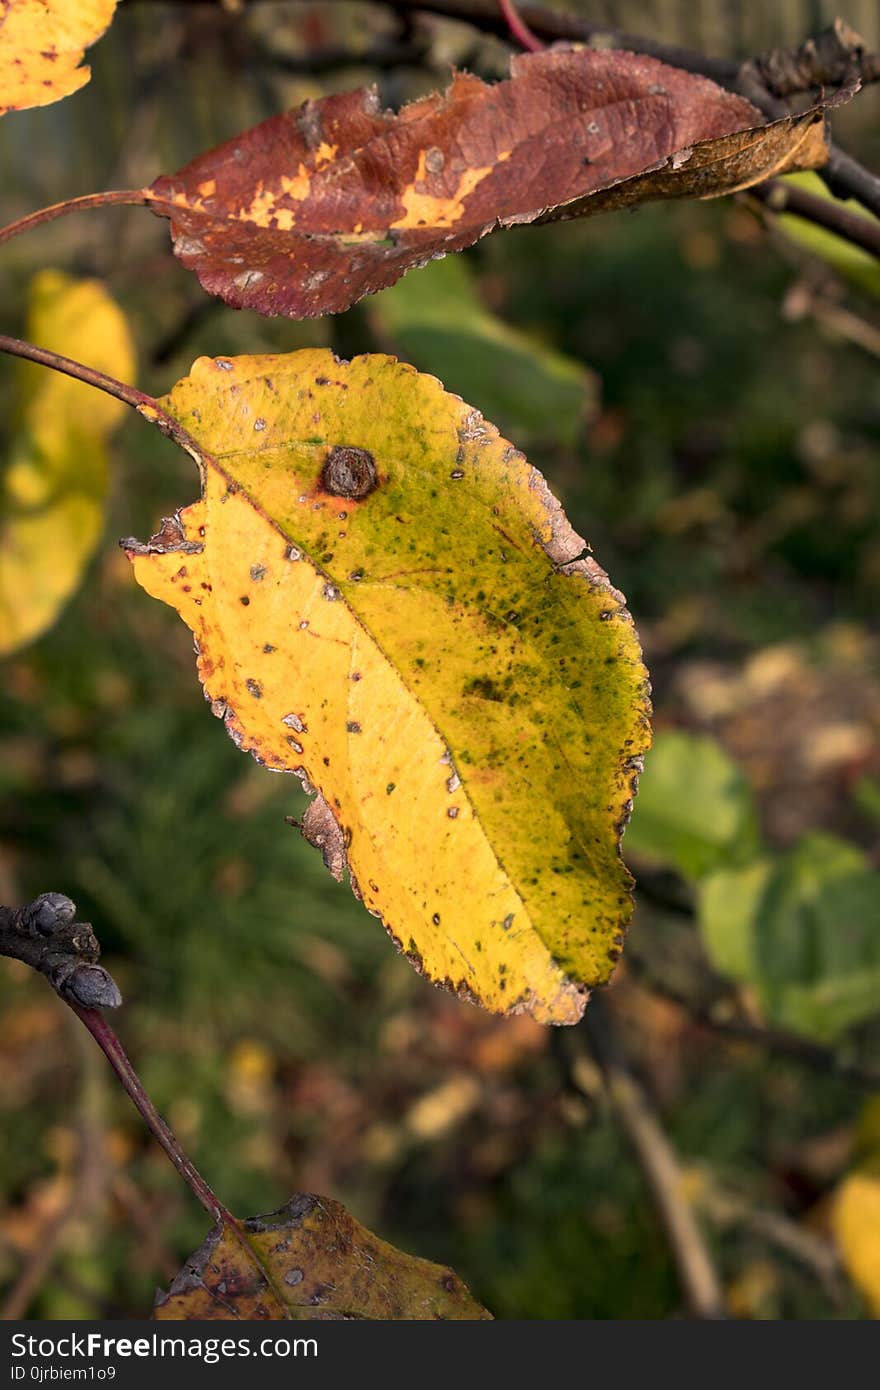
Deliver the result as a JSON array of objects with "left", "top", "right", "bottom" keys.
[{"left": 1, "top": 0, "right": 880, "bottom": 1320}]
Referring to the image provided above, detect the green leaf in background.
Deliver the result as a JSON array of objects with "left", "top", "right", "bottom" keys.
[
  {"left": 623, "top": 730, "right": 757, "bottom": 880},
  {"left": 778, "top": 172, "right": 880, "bottom": 298},
  {"left": 699, "top": 833, "right": 880, "bottom": 1044},
  {"left": 368, "top": 255, "right": 597, "bottom": 449},
  {"left": 854, "top": 774, "right": 880, "bottom": 825},
  {"left": 0, "top": 269, "right": 135, "bottom": 656}
]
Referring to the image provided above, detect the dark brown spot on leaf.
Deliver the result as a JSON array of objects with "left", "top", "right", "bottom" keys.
[{"left": 320, "top": 446, "right": 378, "bottom": 501}]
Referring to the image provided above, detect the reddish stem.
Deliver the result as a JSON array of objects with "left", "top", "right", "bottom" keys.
[
  {"left": 0, "top": 334, "right": 205, "bottom": 462},
  {"left": 0, "top": 189, "right": 151, "bottom": 249},
  {"left": 497, "top": 0, "right": 544, "bottom": 52},
  {"left": 72, "top": 1004, "right": 235, "bottom": 1227}
]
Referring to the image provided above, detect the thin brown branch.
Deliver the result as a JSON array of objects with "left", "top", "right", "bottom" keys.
[
  {"left": 327, "top": 0, "right": 742, "bottom": 84},
  {"left": 697, "top": 1180, "right": 846, "bottom": 1305},
  {"left": 747, "top": 179, "right": 880, "bottom": 260},
  {"left": 0, "top": 895, "right": 236, "bottom": 1230},
  {"left": 320, "top": 0, "right": 880, "bottom": 95},
  {"left": 70, "top": 1005, "right": 235, "bottom": 1226},
  {"left": 785, "top": 286, "right": 880, "bottom": 358},
  {"left": 628, "top": 953, "right": 880, "bottom": 1091},
  {"left": 572, "top": 996, "right": 727, "bottom": 1320}
]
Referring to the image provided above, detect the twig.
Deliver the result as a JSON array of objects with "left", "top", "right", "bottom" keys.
[
  {"left": 0, "top": 895, "right": 233, "bottom": 1228},
  {"left": 497, "top": 0, "right": 542, "bottom": 54},
  {"left": 323, "top": 0, "right": 742, "bottom": 82},
  {"left": 0, "top": 334, "right": 206, "bottom": 465},
  {"left": 627, "top": 953, "right": 880, "bottom": 1090},
  {"left": 791, "top": 293, "right": 880, "bottom": 359},
  {"left": 323, "top": 0, "right": 880, "bottom": 95},
  {"left": 70, "top": 1006, "right": 234, "bottom": 1226},
  {"left": 1, "top": 894, "right": 297, "bottom": 1317},
  {"left": 0, "top": 894, "right": 121, "bottom": 1011},
  {"left": 1, "top": 1194, "right": 76, "bottom": 1322},
  {"left": 822, "top": 146, "right": 880, "bottom": 221},
  {"left": 696, "top": 1180, "right": 846, "bottom": 1305},
  {"left": 571, "top": 996, "right": 727, "bottom": 1320},
  {"left": 746, "top": 179, "right": 880, "bottom": 260}
]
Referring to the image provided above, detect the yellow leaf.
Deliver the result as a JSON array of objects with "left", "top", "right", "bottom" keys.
[
  {"left": 0, "top": 269, "right": 135, "bottom": 655},
  {"left": 0, "top": 0, "right": 118, "bottom": 116},
  {"left": 154, "top": 1194, "right": 490, "bottom": 1320},
  {"left": 126, "top": 352, "right": 650, "bottom": 1024},
  {"left": 832, "top": 1171, "right": 880, "bottom": 1316}
]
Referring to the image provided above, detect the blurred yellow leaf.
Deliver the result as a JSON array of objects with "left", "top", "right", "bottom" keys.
[
  {"left": 0, "top": 270, "right": 135, "bottom": 655},
  {"left": 0, "top": 0, "right": 118, "bottom": 116},
  {"left": 126, "top": 351, "right": 650, "bottom": 1024},
  {"left": 832, "top": 1170, "right": 880, "bottom": 1316}
]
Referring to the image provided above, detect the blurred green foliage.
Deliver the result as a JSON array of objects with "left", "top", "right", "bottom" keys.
[
  {"left": 1, "top": 0, "right": 879, "bottom": 1322},
  {"left": 624, "top": 731, "right": 759, "bottom": 879}
]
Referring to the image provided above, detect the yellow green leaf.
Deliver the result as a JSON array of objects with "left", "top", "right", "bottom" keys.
[
  {"left": 0, "top": 0, "right": 118, "bottom": 116},
  {"left": 832, "top": 1170, "right": 880, "bottom": 1316},
  {"left": 0, "top": 269, "right": 135, "bottom": 655},
  {"left": 126, "top": 351, "right": 650, "bottom": 1024},
  {"left": 154, "top": 1194, "right": 491, "bottom": 1320}
]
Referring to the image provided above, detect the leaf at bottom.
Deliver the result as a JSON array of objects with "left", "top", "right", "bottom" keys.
[{"left": 154, "top": 1194, "right": 490, "bottom": 1320}]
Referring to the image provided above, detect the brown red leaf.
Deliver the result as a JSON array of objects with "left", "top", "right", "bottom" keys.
[{"left": 146, "top": 47, "right": 839, "bottom": 320}]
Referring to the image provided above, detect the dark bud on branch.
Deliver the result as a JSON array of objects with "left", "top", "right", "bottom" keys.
[
  {"left": 65, "top": 965, "right": 123, "bottom": 1010},
  {"left": 0, "top": 893, "right": 123, "bottom": 1009},
  {"left": 20, "top": 891, "right": 77, "bottom": 936}
]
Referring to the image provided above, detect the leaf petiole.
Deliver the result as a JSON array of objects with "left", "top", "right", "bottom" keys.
[
  {"left": 71, "top": 1003, "right": 236, "bottom": 1227},
  {"left": 0, "top": 189, "right": 153, "bottom": 250},
  {"left": 0, "top": 333, "right": 205, "bottom": 461}
]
